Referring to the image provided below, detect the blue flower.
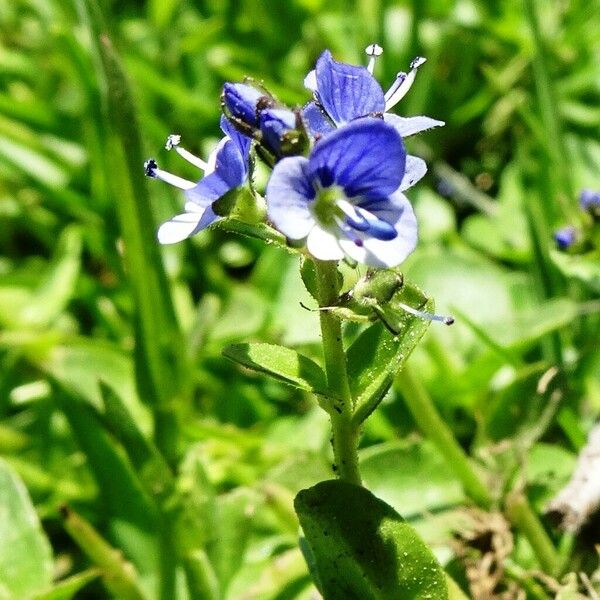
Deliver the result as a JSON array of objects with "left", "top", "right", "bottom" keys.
[
  {"left": 580, "top": 189, "right": 600, "bottom": 214},
  {"left": 553, "top": 226, "right": 577, "bottom": 250},
  {"left": 266, "top": 118, "right": 418, "bottom": 267},
  {"left": 303, "top": 48, "right": 444, "bottom": 140},
  {"left": 145, "top": 115, "right": 252, "bottom": 244}
]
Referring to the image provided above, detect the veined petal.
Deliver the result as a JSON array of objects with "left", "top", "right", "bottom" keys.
[
  {"left": 339, "top": 190, "right": 417, "bottom": 267},
  {"left": 400, "top": 155, "right": 427, "bottom": 191},
  {"left": 308, "top": 118, "right": 405, "bottom": 199},
  {"left": 213, "top": 137, "right": 248, "bottom": 188},
  {"left": 266, "top": 156, "right": 315, "bottom": 240},
  {"left": 220, "top": 115, "right": 252, "bottom": 161},
  {"left": 306, "top": 225, "right": 345, "bottom": 261},
  {"left": 314, "top": 50, "right": 385, "bottom": 126},
  {"left": 157, "top": 208, "right": 219, "bottom": 244},
  {"left": 185, "top": 172, "right": 230, "bottom": 206},
  {"left": 384, "top": 113, "right": 445, "bottom": 137},
  {"left": 302, "top": 102, "right": 335, "bottom": 137}
]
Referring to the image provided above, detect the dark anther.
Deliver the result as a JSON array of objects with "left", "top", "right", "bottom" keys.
[
  {"left": 334, "top": 405, "right": 342, "bottom": 414},
  {"left": 144, "top": 159, "right": 157, "bottom": 177}
]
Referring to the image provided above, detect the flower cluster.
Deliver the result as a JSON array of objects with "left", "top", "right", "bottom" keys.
[
  {"left": 145, "top": 45, "right": 443, "bottom": 267},
  {"left": 553, "top": 188, "right": 600, "bottom": 251}
]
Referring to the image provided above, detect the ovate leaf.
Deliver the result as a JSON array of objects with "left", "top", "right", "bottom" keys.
[
  {"left": 348, "top": 281, "right": 432, "bottom": 422},
  {"left": 223, "top": 342, "right": 327, "bottom": 394},
  {"left": 295, "top": 480, "right": 448, "bottom": 600}
]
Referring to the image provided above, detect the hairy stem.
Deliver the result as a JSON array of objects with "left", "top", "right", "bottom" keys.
[{"left": 313, "top": 259, "right": 361, "bottom": 486}]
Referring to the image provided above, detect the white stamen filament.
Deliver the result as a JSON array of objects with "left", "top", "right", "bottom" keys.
[
  {"left": 336, "top": 198, "right": 368, "bottom": 226},
  {"left": 144, "top": 160, "right": 196, "bottom": 190},
  {"left": 365, "top": 43, "right": 383, "bottom": 74},
  {"left": 396, "top": 301, "right": 454, "bottom": 325},
  {"left": 384, "top": 56, "right": 427, "bottom": 111},
  {"left": 165, "top": 134, "right": 208, "bottom": 170}
]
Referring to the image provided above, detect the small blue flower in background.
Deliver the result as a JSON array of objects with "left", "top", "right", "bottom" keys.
[
  {"left": 580, "top": 189, "right": 600, "bottom": 215},
  {"left": 303, "top": 47, "right": 444, "bottom": 139},
  {"left": 145, "top": 115, "right": 251, "bottom": 244},
  {"left": 266, "top": 118, "right": 418, "bottom": 267},
  {"left": 553, "top": 226, "right": 577, "bottom": 250}
]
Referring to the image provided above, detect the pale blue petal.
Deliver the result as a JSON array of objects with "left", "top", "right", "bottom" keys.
[
  {"left": 383, "top": 114, "right": 445, "bottom": 137},
  {"left": 266, "top": 156, "right": 315, "bottom": 239},
  {"left": 400, "top": 155, "right": 427, "bottom": 191}
]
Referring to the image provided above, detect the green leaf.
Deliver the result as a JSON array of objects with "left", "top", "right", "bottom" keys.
[
  {"left": 0, "top": 458, "right": 53, "bottom": 600},
  {"left": 208, "top": 488, "right": 259, "bottom": 594},
  {"left": 550, "top": 249, "right": 600, "bottom": 293},
  {"left": 32, "top": 570, "right": 99, "bottom": 600},
  {"left": 55, "top": 395, "right": 158, "bottom": 576},
  {"left": 61, "top": 506, "right": 148, "bottom": 600},
  {"left": 348, "top": 282, "right": 432, "bottom": 423},
  {"left": 223, "top": 342, "right": 327, "bottom": 394},
  {"left": 18, "top": 224, "right": 82, "bottom": 328},
  {"left": 360, "top": 441, "right": 465, "bottom": 520},
  {"left": 295, "top": 480, "right": 449, "bottom": 600}
]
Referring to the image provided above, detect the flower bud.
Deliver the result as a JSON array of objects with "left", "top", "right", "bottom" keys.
[
  {"left": 259, "top": 108, "right": 298, "bottom": 156},
  {"left": 222, "top": 83, "right": 266, "bottom": 128}
]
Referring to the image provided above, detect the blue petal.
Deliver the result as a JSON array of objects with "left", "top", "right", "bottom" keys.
[
  {"left": 220, "top": 114, "right": 252, "bottom": 160},
  {"left": 222, "top": 82, "right": 263, "bottom": 127},
  {"left": 259, "top": 108, "right": 296, "bottom": 155},
  {"left": 314, "top": 50, "right": 385, "bottom": 126},
  {"left": 307, "top": 118, "right": 405, "bottom": 199},
  {"left": 302, "top": 102, "right": 335, "bottom": 137},
  {"left": 266, "top": 156, "right": 315, "bottom": 239},
  {"left": 185, "top": 172, "right": 230, "bottom": 206}
]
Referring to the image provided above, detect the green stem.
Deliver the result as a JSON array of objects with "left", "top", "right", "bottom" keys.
[
  {"left": 313, "top": 260, "right": 362, "bottom": 486},
  {"left": 505, "top": 492, "right": 561, "bottom": 575},
  {"left": 522, "top": 0, "right": 575, "bottom": 206},
  {"left": 397, "top": 366, "right": 492, "bottom": 509}
]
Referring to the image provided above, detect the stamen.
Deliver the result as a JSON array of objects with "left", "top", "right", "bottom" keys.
[
  {"left": 337, "top": 199, "right": 370, "bottom": 231},
  {"left": 384, "top": 56, "right": 427, "bottom": 111},
  {"left": 365, "top": 43, "right": 383, "bottom": 74},
  {"left": 143, "top": 159, "right": 196, "bottom": 190},
  {"left": 165, "top": 134, "right": 208, "bottom": 170},
  {"left": 396, "top": 301, "right": 454, "bottom": 325},
  {"left": 334, "top": 216, "right": 364, "bottom": 247}
]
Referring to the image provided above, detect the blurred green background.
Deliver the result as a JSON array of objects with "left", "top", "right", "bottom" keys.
[{"left": 1, "top": 0, "right": 600, "bottom": 598}]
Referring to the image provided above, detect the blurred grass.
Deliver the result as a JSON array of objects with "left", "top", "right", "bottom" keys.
[{"left": 1, "top": 0, "right": 600, "bottom": 598}]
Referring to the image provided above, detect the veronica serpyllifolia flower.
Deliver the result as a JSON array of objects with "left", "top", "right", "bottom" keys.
[
  {"left": 580, "top": 189, "right": 600, "bottom": 216},
  {"left": 303, "top": 48, "right": 444, "bottom": 139},
  {"left": 145, "top": 115, "right": 251, "bottom": 244},
  {"left": 266, "top": 118, "right": 418, "bottom": 267},
  {"left": 553, "top": 226, "right": 577, "bottom": 250}
]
